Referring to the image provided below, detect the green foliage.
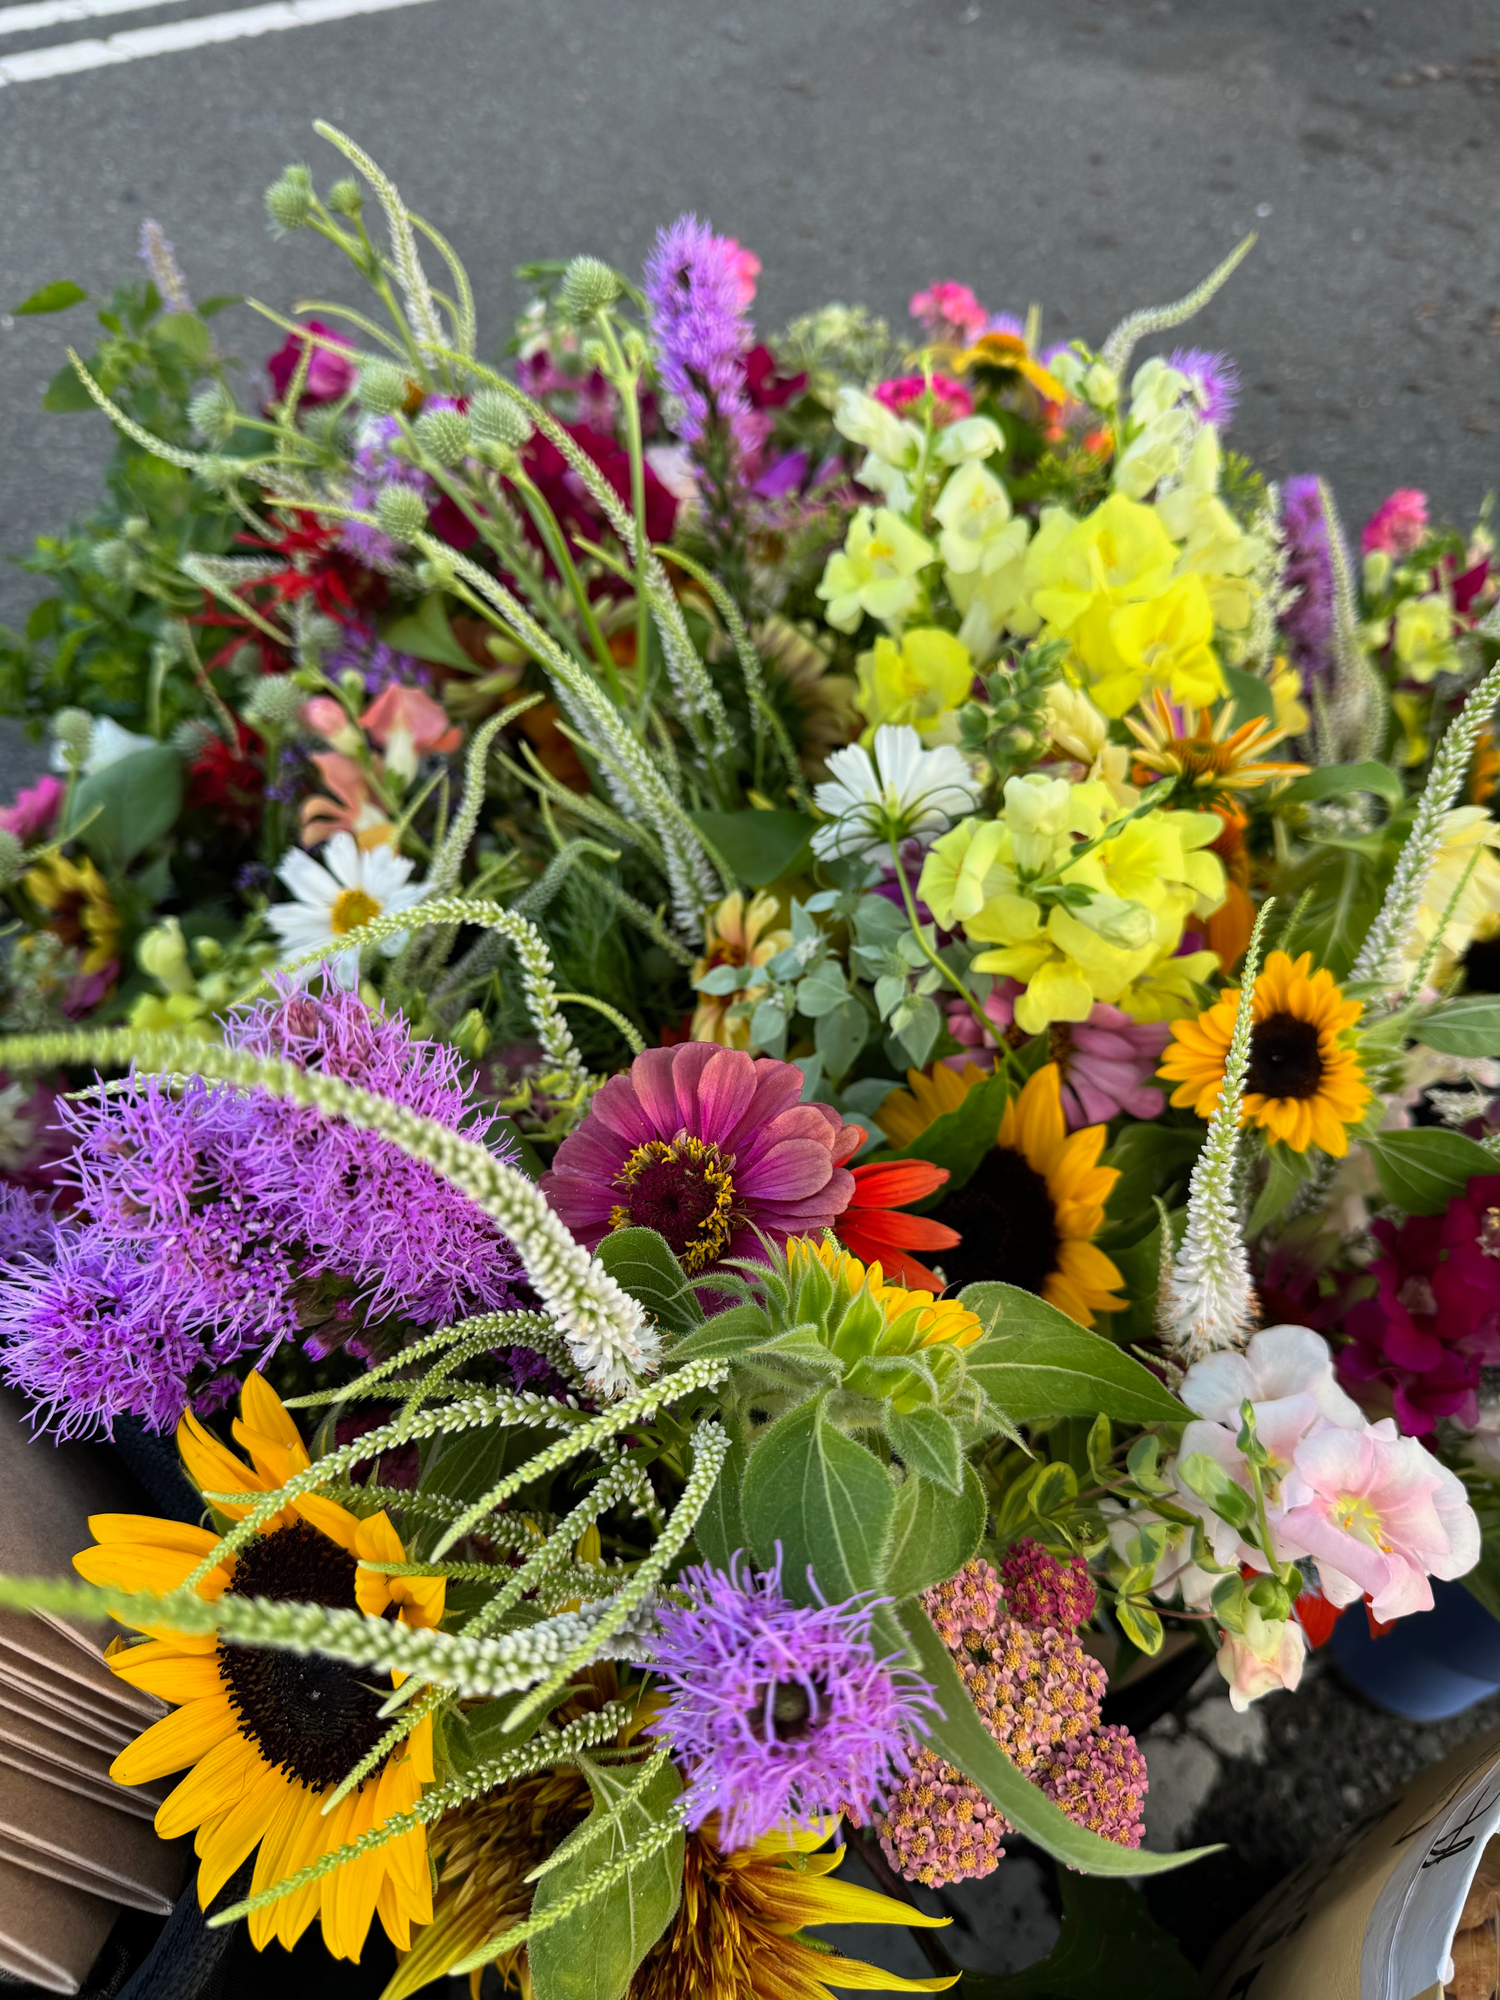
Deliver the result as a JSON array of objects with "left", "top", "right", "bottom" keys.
[
  {"left": 687, "top": 808, "right": 815, "bottom": 885},
  {"left": 16, "top": 281, "right": 89, "bottom": 316},
  {"left": 961, "top": 1866, "right": 1199, "bottom": 1998},
  {"left": 884, "top": 1064, "right": 1012, "bottom": 1193},
  {"left": 595, "top": 1229, "right": 704, "bottom": 1337},
  {"left": 1276, "top": 760, "right": 1404, "bottom": 808},
  {"left": 741, "top": 1395, "right": 894, "bottom": 1605},
  {"left": 885, "top": 1462, "right": 987, "bottom": 1599},
  {"left": 68, "top": 744, "right": 183, "bottom": 868},
  {"left": 960, "top": 1286, "right": 1187, "bottom": 1425},
  {"left": 1362, "top": 1128, "right": 1499, "bottom": 1215},
  {"left": 1412, "top": 994, "right": 1500, "bottom": 1058}
]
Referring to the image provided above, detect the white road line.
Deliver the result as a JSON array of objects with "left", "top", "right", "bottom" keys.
[
  {"left": 0, "top": 0, "right": 447, "bottom": 82},
  {"left": 0, "top": 0, "right": 193, "bottom": 38}
]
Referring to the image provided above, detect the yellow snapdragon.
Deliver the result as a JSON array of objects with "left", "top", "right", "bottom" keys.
[
  {"left": 816, "top": 506, "right": 935, "bottom": 633},
  {"left": 855, "top": 627, "right": 973, "bottom": 744},
  {"left": 1392, "top": 593, "right": 1462, "bottom": 684}
]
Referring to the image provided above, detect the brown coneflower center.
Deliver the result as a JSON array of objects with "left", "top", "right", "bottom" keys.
[
  {"left": 1246, "top": 1011, "right": 1324, "bottom": 1101},
  {"left": 218, "top": 1521, "right": 391, "bottom": 1791},
  {"left": 927, "top": 1145, "right": 1061, "bottom": 1295},
  {"left": 609, "top": 1135, "right": 735, "bottom": 1274}
]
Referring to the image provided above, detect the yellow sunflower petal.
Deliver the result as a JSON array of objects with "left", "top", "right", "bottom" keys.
[
  {"left": 318, "top": 1788, "right": 368, "bottom": 1959},
  {"left": 177, "top": 1410, "right": 263, "bottom": 1517},
  {"left": 194, "top": 1759, "right": 287, "bottom": 1905},
  {"left": 237, "top": 1371, "right": 306, "bottom": 1456},
  {"left": 86, "top": 1515, "right": 221, "bottom": 1557},
  {"left": 156, "top": 1727, "right": 263, "bottom": 1841},
  {"left": 1012, "top": 1063, "right": 1065, "bottom": 1171},
  {"left": 269, "top": 1784, "right": 328, "bottom": 1953},
  {"left": 248, "top": 1782, "right": 316, "bottom": 1953},
  {"left": 74, "top": 1541, "right": 230, "bottom": 1601},
  {"left": 108, "top": 1645, "right": 226, "bottom": 1705},
  {"left": 785, "top": 1944, "right": 958, "bottom": 1992},
  {"left": 294, "top": 1492, "right": 363, "bottom": 1552},
  {"left": 114, "top": 1694, "right": 236, "bottom": 1788}
]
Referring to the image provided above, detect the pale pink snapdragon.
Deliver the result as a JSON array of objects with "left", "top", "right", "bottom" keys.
[{"left": 1216, "top": 1608, "right": 1308, "bottom": 1714}]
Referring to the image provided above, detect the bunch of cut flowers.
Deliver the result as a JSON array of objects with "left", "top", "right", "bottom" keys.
[{"left": 0, "top": 125, "right": 1498, "bottom": 1997}]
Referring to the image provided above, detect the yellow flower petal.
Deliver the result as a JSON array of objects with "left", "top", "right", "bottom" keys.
[{"left": 113, "top": 1694, "right": 235, "bottom": 1788}]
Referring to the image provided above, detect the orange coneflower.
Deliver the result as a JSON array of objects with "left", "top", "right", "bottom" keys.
[{"left": 1124, "top": 689, "right": 1308, "bottom": 810}]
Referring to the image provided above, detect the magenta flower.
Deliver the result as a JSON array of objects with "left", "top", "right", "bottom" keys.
[
  {"left": 872, "top": 373, "right": 973, "bottom": 428},
  {"left": 1041, "top": 1725, "right": 1147, "bottom": 1847},
  {"left": 945, "top": 986, "right": 1169, "bottom": 1129},
  {"left": 878, "top": 1750, "right": 1008, "bottom": 1886},
  {"left": 647, "top": 1552, "right": 937, "bottom": 1850},
  {"left": 540, "top": 1043, "right": 860, "bottom": 1275},
  {"left": 0, "top": 775, "right": 64, "bottom": 846},
  {"left": 1339, "top": 1174, "right": 1500, "bottom": 1433},
  {"left": 908, "top": 281, "right": 988, "bottom": 345},
  {"left": 266, "top": 320, "right": 355, "bottom": 405},
  {"left": 1361, "top": 486, "right": 1430, "bottom": 557}
]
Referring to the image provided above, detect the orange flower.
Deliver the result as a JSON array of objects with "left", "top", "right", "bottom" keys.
[
  {"left": 299, "top": 752, "right": 395, "bottom": 851},
  {"left": 835, "top": 1159, "right": 960, "bottom": 1291},
  {"left": 359, "top": 685, "right": 461, "bottom": 780}
]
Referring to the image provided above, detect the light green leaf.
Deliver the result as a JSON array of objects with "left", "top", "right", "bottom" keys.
[
  {"left": 1275, "top": 760, "right": 1404, "bottom": 808},
  {"left": 741, "top": 1397, "right": 894, "bottom": 1606},
  {"left": 814, "top": 998, "right": 868, "bottom": 1082},
  {"left": 15, "top": 281, "right": 88, "bottom": 315},
  {"left": 153, "top": 312, "right": 213, "bottom": 366},
  {"left": 1224, "top": 666, "right": 1276, "bottom": 727},
  {"left": 594, "top": 1228, "right": 703, "bottom": 1335},
  {"left": 1114, "top": 1597, "right": 1164, "bottom": 1656},
  {"left": 1362, "top": 1129, "right": 1497, "bottom": 1216},
  {"left": 41, "top": 364, "right": 95, "bottom": 413},
  {"left": 959, "top": 1286, "right": 1186, "bottom": 1425},
  {"left": 1246, "top": 1144, "right": 1310, "bottom": 1237},
  {"left": 885, "top": 1404, "right": 964, "bottom": 1494},
  {"left": 890, "top": 1602, "right": 1215, "bottom": 1876},
  {"left": 1177, "top": 1452, "right": 1255, "bottom": 1531},
  {"left": 1412, "top": 994, "right": 1500, "bottom": 1059},
  {"left": 664, "top": 1303, "right": 776, "bottom": 1373},
  {"left": 693, "top": 1431, "right": 748, "bottom": 1572},
  {"left": 527, "top": 1755, "right": 683, "bottom": 2000},
  {"left": 382, "top": 593, "right": 482, "bottom": 670},
  {"left": 884, "top": 1463, "right": 986, "bottom": 1601},
  {"left": 687, "top": 809, "right": 814, "bottom": 886},
  {"left": 69, "top": 746, "right": 183, "bottom": 867}
]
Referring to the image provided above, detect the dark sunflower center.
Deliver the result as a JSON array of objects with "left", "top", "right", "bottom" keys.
[
  {"left": 1246, "top": 1011, "right": 1324, "bottom": 1101},
  {"left": 1463, "top": 935, "right": 1500, "bottom": 994},
  {"left": 927, "top": 1145, "right": 1061, "bottom": 1294},
  {"left": 609, "top": 1136, "right": 735, "bottom": 1274},
  {"left": 750, "top": 1678, "right": 820, "bottom": 1743},
  {"left": 218, "top": 1521, "right": 392, "bottom": 1792}
]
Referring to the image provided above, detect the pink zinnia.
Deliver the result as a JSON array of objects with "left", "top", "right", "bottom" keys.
[
  {"left": 945, "top": 986, "right": 1170, "bottom": 1129},
  {"left": 909, "top": 281, "right": 988, "bottom": 345},
  {"left": 1361, "top": 487, "right": 1429, "bottom": 557},
  {"left": 872, "top": 372, "right": 973, "bottom": 428},
  {"left": 266, "top": 320, "right": 355, "bottom": 405},
  {"left": 539, "top": 1043, "right": 860, "bottom": 1275},
  {"left": 0, "top": 774, "right": 64, "bottom": 846}
]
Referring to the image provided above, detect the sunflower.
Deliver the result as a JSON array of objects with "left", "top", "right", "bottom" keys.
[
  {"left": 690, "top": 891, "right": 793, "bottom": 1049},
  {"left": 922, "top": 1063, "right": 1126, "bottom": 1325},
  {"left": 1123, "top": 690, "right": 1308, "bottom": 809},
  {"left": 74, "top": 1374, "right": 444, "bottom": 1963},
  {"left": 1158, "top": 948, "right": 1370, "bottom": 1156},
  {"left": 875, "top": 1059, "right": 995, "bottom": 1149},
  {"left": 23, "top": 852, "right": 120, "bottom": 975},
  {"left": 789, "top": 1236, "right": 983, "bottom": 1350},
  {"left": 628, "top": 1817, "right": 957, "bottom": 1999}
]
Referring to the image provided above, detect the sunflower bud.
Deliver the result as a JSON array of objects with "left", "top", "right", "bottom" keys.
[
  {"left": 375, "top": 483, "right": 429, "bottom": 543},
  {"left": 560, "top": 254, "right": 621, "bottom": 318}
]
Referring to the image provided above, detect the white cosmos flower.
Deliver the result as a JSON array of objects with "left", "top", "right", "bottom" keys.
[
  {"left": 266, "top": 832, "right": 427, "bottom": 988},
  {"left": 811, "top": 723, "right": 981, "bottom": 863}
]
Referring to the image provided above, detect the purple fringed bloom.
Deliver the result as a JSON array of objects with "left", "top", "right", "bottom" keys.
[
  {"left": 0, "top": 1186, "right": 58, "bottom": 1265},
  {"left": 325, "top": 619, "right": 432, "bottom": 696},
  {"left": 342, "top": 416, "right": 433, "bottom": 568},
  {"left": 0, "top": 980, "right": 526, "bottom": 1436},
  {"left": 643, "top": 216, "right": 758, "bottom": 457},
  {"left": 139, "top": 219, "right": 193, "bottom": 315},
  {"left": 647, "top": 1551, "right": 937, "bottom": 1851},
  {"left": 1167, "top": 346, "right": 1240, "bottom": 430},
  {"left": 1281, "top": 473, "right": 1337, "bottom": 686}
]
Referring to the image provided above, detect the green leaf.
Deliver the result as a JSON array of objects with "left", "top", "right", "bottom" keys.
[
  {"left": 1462, "top": 1524, "right": 1500, "bottom": 1624},
  {"left": 381, "top": 594, "right": 482, "bottom": 671},
  {"left": 693, "top": 1430, "right": 749, "bottom": 1571},
  {"left": 1178, "top": 1451, "right": 1255, "bottom": 1531},
  {"left": 961, "top": 1865, "right": 1199, "bottom": 1997},
  {"left": 196, "top": 294, "right": 242, "bottom": 319},
  {"left": 885, "top": 1463, "right": 986, "bottom": 1600},
  {"left": 1274, "top": 759, "right": 1405, "bottom": 808},
  {"left": 69, "top": 746, "right": 183, "bottom": 867},
  {"left": 1413, "top": 994, "right": 1500, "bottom": 1059},
  {"left": 885, "top": 1064, "right": 1011, "bottom": 1194},
  {"left": 1224, "top": 666, "right": 1277, "bottom": 727},
  {"left": 688, "top": 809, "right": 815, "bottom": 886},
  {"left": 1103, "top": 1121, "right": 1203, "bottom": 1216},
  {"left": 814, "top": 997, "right": 868, "bottom": 1084},
  {"left": 15, "top": 281, "right": 88, "bottom": 315},
  {"left": 741, "top": 1397, "right": 894, "bottom": 1606},
  {"left": 1246, "top": 1143, "right": 1310, "bottom": 1237},
  {"left": 662, "top": 1302, "right": 775, "bottom": 1373},
  {"left": 891, "top": 1602, "right": 1215, "bottom": 1876},
  {"left": 594, "top": 1228, "right": 703, "bottom": 1335},
  {"left": 886, "top": 1404, "right": 964, "bottom": 1493},
  {"left": 1114, "top": 1597, "right": 1164, "bottom": 1656},
  {"left": 959, "top": 1286, "right": 1186, "bottom": 1425},
  {"left": 151, "top": 312, "right": 212, "bottom": 365},
  {"left": 41, "top": 363, "right": 96, "bottom": 414},
  {"left": 527, "top": 1755, "right": 683, "bottom": 2000},
  {"left": 1362, "top": 1129, "right": 1498, "bottom": 1216}
]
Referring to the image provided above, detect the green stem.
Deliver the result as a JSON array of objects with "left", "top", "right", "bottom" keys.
[
  {"left": 592, "top": 312, "right": 651, "bottom": 719},
  {"left": 888, "top": 835, "right": 1015, "bottom": 1068}
]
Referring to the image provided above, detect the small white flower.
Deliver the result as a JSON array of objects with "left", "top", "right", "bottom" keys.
[
  {"left": 811, "top": 723, "right": 981, "bottom": 863},
  {"left": 266, "top": 831, "right": 427, "bottom": 987}
]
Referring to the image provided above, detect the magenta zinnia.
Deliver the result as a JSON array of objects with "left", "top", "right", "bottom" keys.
[
  {"left": 647, "top": 1553, "right": 937, "bottom": 1851},
  {"left": 540, "top": 1043, "right": 860, "bottom": 1274}
]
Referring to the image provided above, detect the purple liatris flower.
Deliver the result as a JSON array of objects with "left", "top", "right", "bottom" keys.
[
  {"left": 1280, "top": 473, "right": 1337, "bottom": 686},
  {"left": 647, "top": 1552, "right": 937, "bottom": 1850},
  {"left": 644, "top": 215, "right": 759, "bottom": 458},
  {"left": 342, "top": 415, "right": 433, "bottom": 568},
  {"left": 1167, "top": 347, "right": 1240, "bottom": 430},
  {"left": 0, "top": 1186, "right": 58, "bottom": 1264}
]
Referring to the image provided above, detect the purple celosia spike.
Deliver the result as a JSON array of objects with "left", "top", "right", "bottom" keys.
[
  {"left": 1167, "top": 346, "right": 1240, "bottom": 430},
  {"left": 643, "top": 215, "right": 758, "bottom": 458},
  {"left": 647, "top": 1551, "right": 937, "bottom": 1851},
  {"left": 1280, "top": 473, "right": 1338, "bottom": 686}
]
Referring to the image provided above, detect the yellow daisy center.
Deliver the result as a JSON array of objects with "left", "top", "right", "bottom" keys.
[
  {"left": 609, "top": 1135, "right": 735, "bottom": 1275},
  {"left": 329, "top": 885, "right": 382, "bottom": 936}
]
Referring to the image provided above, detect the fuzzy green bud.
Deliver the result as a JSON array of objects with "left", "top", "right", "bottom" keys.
[
  {"left": 51, "top": 708, "right": 94, "bottom": 768},
  {"left": 300, "top": 404, "right": 345, "bottom": 448},
  {"left": 297, "top": 612, "right": 344, "bottom": 661},
  {"left": 265, "top": 165, "right": 314, "bottom": 234},
  {"left": 375, "top": 482, "right": 429, "bottom": 543},
  {"left": 0, "top": 829, "right": 25, "bottom": 889},
  {"left": 452, "top": 1008, "right": 491, "bottom": 1059},
  {"left": 560, "top": 255, "right": 622, "bottom": 319},
  {"left": 195, "top": 456, "right": 239, "bottom": 489},
  {"left": 326, "top": 177, "right": 362, "bottom": 218},
  {"left": 137, "top": 917, "right": 194, "bottom": 993},
  {"left": 170, "top": 718, "right": 218, "bottom": 761},
  {"left": 187, "top": 384, "right": 239, "bottom": 446},
  {"left": 244, "top": 676, "right": 307, "bottom": 732},
  {"left": 469, "top": 389, "right": 532, "bottom": 451},
  {"left": 356, "top": 360, "right": 410, "bottom": 417},
  {"left": 338, "top": 669, "right": 367, "bottom": 706},
  {"left": 413, "top": 405, "right": 471, "bottom": 467},
  {"left": 90, "top": 538, "right": 140, "bottom": 586}
]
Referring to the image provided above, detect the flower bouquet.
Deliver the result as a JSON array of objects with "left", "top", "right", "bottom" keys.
[{"left": 0, "top": 123, "right": 1498, "bottom": 1995}]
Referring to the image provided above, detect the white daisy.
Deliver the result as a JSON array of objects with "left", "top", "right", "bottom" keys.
[
  {"left": 266, "top": 832, "right": 427, "bottom": 987},
  {"left": 811, "top": 723, "right": 981, "bottom": 862}
]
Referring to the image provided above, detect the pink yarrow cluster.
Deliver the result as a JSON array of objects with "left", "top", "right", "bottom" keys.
[{"left": 879, "top": 1554, "right": 1143, "bottom": 1886}]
